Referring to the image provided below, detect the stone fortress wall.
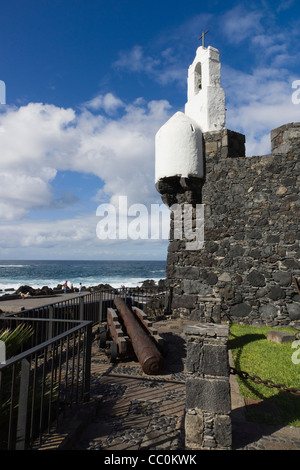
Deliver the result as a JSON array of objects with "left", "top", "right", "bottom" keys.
[
  {"left": 155, "top": 44, "right": 300, "bottom": 450},
  {"left": 162, "top": 122, "right": 300, "bottom": 327}
]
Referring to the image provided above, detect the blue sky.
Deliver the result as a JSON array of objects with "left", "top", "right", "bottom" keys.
[{"left": 0, "top": 0, "right": 299, "bottom": 260}]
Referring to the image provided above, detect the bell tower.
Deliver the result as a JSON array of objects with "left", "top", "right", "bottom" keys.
[
  {"left": 154, "top": 38, "right": 246, "bottom": 320},
  {"left": 185, "top": 45, "right": 226, "bottom": 133}
]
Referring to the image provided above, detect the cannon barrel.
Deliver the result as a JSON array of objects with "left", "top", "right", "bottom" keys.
[{"left": 114, "top": 297, "right": 164, "bottom": 375}]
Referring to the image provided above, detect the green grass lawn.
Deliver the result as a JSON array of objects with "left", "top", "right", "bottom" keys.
[{"left": 229, "top": 323, "right": 300, "bottom": 427}]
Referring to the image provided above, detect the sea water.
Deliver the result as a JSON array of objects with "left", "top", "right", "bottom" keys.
[{"left": 0, "top": 260, "right": 166, "bottom": 294}]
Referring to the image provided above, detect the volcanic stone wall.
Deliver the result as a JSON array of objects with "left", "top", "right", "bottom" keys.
[
  {"left": 184, "top": 322, "right": 231, "bottom": 450},
  {"left": 164, "top": 123, "right": 300, "bottom": 327}
]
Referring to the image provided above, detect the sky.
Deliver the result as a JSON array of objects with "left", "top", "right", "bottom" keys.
[{"left": 0, "top": 0, "right": 299, "bottom": 261}]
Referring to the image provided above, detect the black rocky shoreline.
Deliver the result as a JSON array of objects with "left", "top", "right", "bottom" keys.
[{"left": 0, "top": 278, "right": 167, "bottom": 300}]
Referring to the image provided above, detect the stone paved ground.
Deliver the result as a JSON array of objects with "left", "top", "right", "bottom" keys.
[
  {"left": 72, "top": 319, "right": 188, "bottom": 451},
  {"left": 69, "top": 319, "right": 300, "bottom": 451}
]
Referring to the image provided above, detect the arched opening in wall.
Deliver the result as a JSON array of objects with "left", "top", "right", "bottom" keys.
[{"left": 194, "top": 62, "right": 202, "bottom": 94}]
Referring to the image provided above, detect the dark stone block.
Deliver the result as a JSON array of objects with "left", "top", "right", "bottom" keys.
[
  {"left": 268, "top": 286, "right": 286, "bottom": 300},
  {"left": 267, "top": 331, "right": 295, "bottom": 343},
  {"left": 260, "top": 304, "right": 277, "bottom": 320},
  {"left": 214, "top": 415, "right": 232, "bottom": 448},
  {"left": 174, "top": 266, "right": 199, "bottom": 280},
  {"left": 172, "top": 294, "right": 198, "bottom": 309},
  {"left": 287, "top": 303, "right": 300, "bottom": 320},
  {"left": 186, "top": 342, "right": 202, "bottom": 373},
  {"left": 206, "top": 273, "right": 218, "bottom": 285},
  {"left": 229, "top": 245, "right": 244, "bottom": 257},
  {"left": 248, "top": 230, "right": 262, "bottom": 239},
  {"left": 186, "top": 377, "right": 231, "bottom": 414},
  {"left": 234, "top": 232, "right": 245, "bottom": 240},
  {"left": 230, "top": 303, "right": 252, "bottom": 317},
  {"left": 155, "top": 176, "right": 181, "bottom": 195},
  {"left": 202, "top": 344, "right": 229, "bottom": 377},
  {"left": 219, "top": 286, "right": 235, "bottom": 300},
  {"left": 272, "top": 271, "right": 292, "bottom": 286},
  {"left": 284, "top": 232, "right": 296, "bottom": 244},
  {"left": 205, "top": 241, "right": 219, "bottom": 253},
  {"left": 183, "top": 280, "right": 213, "bottom": 295},
  {"left": 190, "top": 308, "right": 205, "bottom": 321},
  {"left": 267, "top": 234, "right": 280, "bottom": 243},
  {"left": 247, "top": 270, "right": 266, "bottom": 287},
  {"left": 283, "top": 259, "right": 300, "bottom": 269},
  {"left": 256, "top": 287, "right": 268, "bottom": 298}
]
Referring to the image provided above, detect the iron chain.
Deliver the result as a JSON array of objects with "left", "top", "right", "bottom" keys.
[{"left": 230, "top": 366, "right": 300, "bottom": 396}]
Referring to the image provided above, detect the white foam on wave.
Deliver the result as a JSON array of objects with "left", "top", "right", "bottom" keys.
[
  {"left": 106, "top": 277, "right": 163, "bottom": 289},
  {"left": 0, "top": 265, "right": 28, "bottom": 268},
  {"left": 0, "top": 276, "right": 165, "bottom": 294}
]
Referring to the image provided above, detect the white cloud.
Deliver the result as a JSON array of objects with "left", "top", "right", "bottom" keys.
[
  {"left": 276, "top": 0, "right": 294, "bottom": 12},
  {"left": 0, "top": 96, "right": 172, "bottom": 217},
  {"left": 0, "top": 214, "right": 97, "bottom": 257},
  {"left": 113, "top": 45, "right": 186, "bottom": 88},
  {"left": 83, "top": 93, "right": 125, "bottom": 114},
  {"left": 219, "top": 2, "right": 300, "bottom": 155},
  {"left": 0, "top": 172, "right": 54, "bottom": 219},
  {"left": 0, "top": 103, "right": 75, "bottom": 174},
  {"left": 0, "top": 212, "right": 169, "bottom": 260},
  {"left": 113, "top": 45, "right": 160, "bottom": 74},
  {"left": 223, "top": 59, "right": 300, "bottom": 155},
  {"left": 221, "top": 5, "right": 264, "bottom": 44},
  {"left": 68, "top": 97, "right": 172, "bottom": 211},
  {"left": 0, "top": 103, "right": 76, "bottom": 219},
  {"left": 0, "top": 94, "right": 172, "bottom": 257}
]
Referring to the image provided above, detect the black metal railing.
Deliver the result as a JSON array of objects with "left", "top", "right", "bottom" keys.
[
  {"left": 2, "top": 287, "right": 168, "bottom": 324},
  {"left": 0, "top": 317, "right": 92, "bottom": 450},
  {"left": 97, "top": 286, "right": 168, "bottom": 321},
  {"left": 4, "top": 291, "right": 103, "bottom": 325},
  {"left": 0, "top": 287, "right": 168, "bottom": 450}
]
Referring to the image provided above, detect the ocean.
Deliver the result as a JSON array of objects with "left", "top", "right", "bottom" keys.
[{"left": 0, "top": 260, "right": 166, "bottom": 294}]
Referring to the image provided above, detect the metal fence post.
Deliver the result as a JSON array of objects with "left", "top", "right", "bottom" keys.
[
  {"left": 16, "top": 358, "right": 30, "bottom": 450},
  {"left": 48, "top": 305, "right": 53, "bottom": 341},
  {"left": 83, "top": 323, "right": 92, "bottom": 402},
  {"left": 80, "top": 296, "right": 84, "bottom": 321},
  {"left": 99, "top": 291, "right": 103, "bottom": 322}
]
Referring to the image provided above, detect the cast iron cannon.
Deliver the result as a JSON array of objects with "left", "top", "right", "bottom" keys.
[{"left": 101, "top": 297, "right": 166, "bottom": 375}]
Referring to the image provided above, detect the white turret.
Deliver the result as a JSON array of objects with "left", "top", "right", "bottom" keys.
[
  {"left": 155, "top": 43, "right": 226, "bottom": 189},
  {"left": 155, "top": 112, "right": 203, "bottom": 184}
]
